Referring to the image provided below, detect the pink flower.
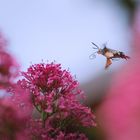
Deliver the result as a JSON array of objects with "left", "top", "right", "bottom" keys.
[
  {"left": 19, "top": 62, "right": 96, "bottom": 139},
  {"left": 58, "top": 96, "right": 96, "bottom": 127},
  {"left": 19, "top": 63, "right": 85, "bottom": 113},
  {"left": 97, "top": 7, "right": 140, "bottom": 140},
  {"left": 0, "top": 33, "right": 30, "bottom": 139},
  {"left": 0, "top": 97, "right": 30, "bottom": 140},
  {"left": 0, "top": 33, "right": 19, "bottom": 88}
]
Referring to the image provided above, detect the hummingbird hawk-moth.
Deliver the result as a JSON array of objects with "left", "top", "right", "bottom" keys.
[{"left": 90, "top": 42, "right": 130, "bottom": 69}]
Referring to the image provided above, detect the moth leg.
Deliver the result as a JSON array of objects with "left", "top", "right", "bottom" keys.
[
  {"left": 111, "top": 58, "right": 120, "bottom": 61},
  {"left": 105, "top": 58, "right": 112, "bottom": 69}
]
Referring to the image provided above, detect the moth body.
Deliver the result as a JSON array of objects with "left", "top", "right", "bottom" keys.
[{"left": 90, "top": 42, "right": 130, "bottom": 69}]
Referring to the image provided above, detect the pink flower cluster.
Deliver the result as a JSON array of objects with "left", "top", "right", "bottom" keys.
[
  {"left": 0, "top": 33, "right": 96, "bottom": 140},
  {"left": 0, "top": 35, "right": 31, "bottom": 140},
  {"left": 0, "top": 98, "right": 30, "bottom": 140},
  {"left": 18, "top": 63, "right": 96, "bottom": 139}
]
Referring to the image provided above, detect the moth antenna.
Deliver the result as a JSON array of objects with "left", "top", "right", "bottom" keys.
[
  {"left": 91, "top": 42, "right": 100, "bottom": 49},
  {"left": 102, "top": 42, "right": 108, "bottom": 48}
]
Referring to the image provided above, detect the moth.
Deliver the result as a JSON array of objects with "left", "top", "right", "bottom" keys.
[{"left": 90, "top": 42, "right": 130, "bottom": 69}]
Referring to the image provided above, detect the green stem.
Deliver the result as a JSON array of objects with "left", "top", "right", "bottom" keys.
[{"left": 41, "top": 111, "right": 47, "bottom": 128}]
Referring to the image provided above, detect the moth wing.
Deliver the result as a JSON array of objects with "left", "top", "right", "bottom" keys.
[{"left": 105, "top": 58, "right": 112, "bottom": 69}]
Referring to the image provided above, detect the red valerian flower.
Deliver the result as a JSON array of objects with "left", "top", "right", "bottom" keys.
[
  {"left": 0, "top": 34, "right": 19, "bottom": 88},
  {"left": 0, "top": 97, "right": 30, "bottom": 140},
  {"left": 0, "top": 33, "right": 30, "bottom": 139},
  {"left": 18, "top": 62, "right": 96, "bottom": 139}
]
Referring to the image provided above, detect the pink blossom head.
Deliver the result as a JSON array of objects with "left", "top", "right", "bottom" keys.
[
  {"left": 19, "top": 63, "right": 81, "bottom": 112},
  {"left": 19, "top": 62, "right": 96, "bottom": 139},
  {"left": 21, "top": 63, "right": 79, "bottom": 94}
]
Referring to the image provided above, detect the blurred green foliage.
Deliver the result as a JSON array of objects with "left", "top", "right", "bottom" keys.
[{"left": 119, "top": 0, "right": 138, "bottom": 23}]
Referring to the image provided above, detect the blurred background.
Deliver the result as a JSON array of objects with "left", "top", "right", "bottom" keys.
[
  {"left": 0, "top": 0, "right": 132, "bottom": 82},
  {"left": 0, "top": 0, "right": 140, "bottom": 139}
]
